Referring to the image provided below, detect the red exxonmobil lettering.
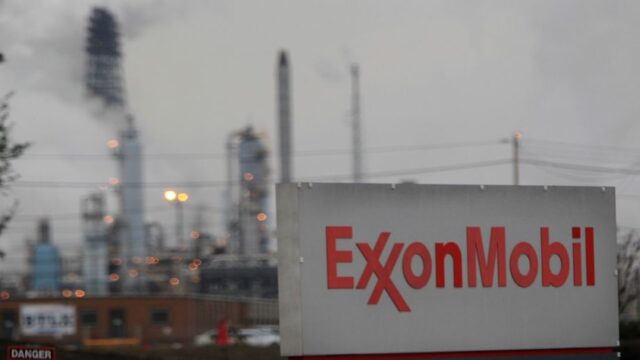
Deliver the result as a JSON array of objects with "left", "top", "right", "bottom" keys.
[{"left": 326, "top": 225, "right": 596, "bottom": 312}]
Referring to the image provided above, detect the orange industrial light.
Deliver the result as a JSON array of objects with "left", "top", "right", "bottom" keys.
[{"left": 177, "top": 192, "right": 189, "bottom": 202}]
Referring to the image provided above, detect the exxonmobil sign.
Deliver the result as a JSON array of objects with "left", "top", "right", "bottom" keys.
[
  {"left": 277, "top": 183, "right": 618, "bottom": 357},
  {"left": 326, "top": 225, "right": 596, "bottom": 312}
]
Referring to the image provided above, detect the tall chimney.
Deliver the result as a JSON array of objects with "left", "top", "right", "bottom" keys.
[
  {"left": 351, "top": 64, "right": 362, "bottom": 182},
  {"left": 277, "top": 50, "right": 292, "bottom": 183}
]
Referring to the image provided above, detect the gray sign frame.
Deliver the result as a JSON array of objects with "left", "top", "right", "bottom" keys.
[{"left": 277, "top": 183, "right": 618, "bottom": 357}]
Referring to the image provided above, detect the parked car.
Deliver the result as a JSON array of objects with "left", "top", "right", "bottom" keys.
[
  {"left": 194, "top": 329, "right": 218, "bottom": 347},
  {"left": 237, "top": 326, "right": 280, "bottom": 347}
]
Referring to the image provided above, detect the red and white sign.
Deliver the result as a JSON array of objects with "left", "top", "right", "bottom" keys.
[
  {"left": 326, "top": 225, "right": 596, "bottom": 312},
  {"left": 277, "top": 183, "right": 618, "bottom": 357},
  {"left": 7, "top": 346, "right": 56, "bottom": 360}
]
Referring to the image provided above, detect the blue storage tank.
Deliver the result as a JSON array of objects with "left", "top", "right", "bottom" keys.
[{"left": 32, "top": 219, "right": 61, "bottom": 293}]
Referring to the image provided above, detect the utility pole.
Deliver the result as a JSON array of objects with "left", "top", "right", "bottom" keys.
[
  {"left": 512, "top": 131, "right": 522, "bottom": 186},
  {"left": 351, "top": 64, "right": 363, "bottom": 182},
  {"left": 176, "top": 200, "right": 185, "bottom": 249}
]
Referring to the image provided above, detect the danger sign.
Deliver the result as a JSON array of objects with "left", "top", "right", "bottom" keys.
[{"left": 7, "top": 346, "right": 56, "bottom": 360}]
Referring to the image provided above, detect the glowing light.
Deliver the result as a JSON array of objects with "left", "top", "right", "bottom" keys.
[
  {"left": 190, "top": 231, "right": 200, "bottom": 240},
  {"left": 146, "top": 256, "right": 159, "bottom": 265},
  {"left": 164, "top": 190, "right": 177, "bottom": 202},
  {"left": 108, "top": 177, "right": 120, "bottom": 186},
  {"left": 169, "top": 277, "right": 180, "bottom": 286},
  {"left": 193, "top": 259, "right": 202, "bottom": 266},
  {"left": 128, "top": 269, "right": 139, "bottom": 278},
  {"left": 256, "top": 212, "right": 268, "bottom": 222},
  {"left": 0, "top": 291, "right": 10, "bottom": 300},
  {"left": 243, "top": 172, "right": 254, "bottom": 182},
  {"left": 107, "top": 139, "right": 120, "bottom": 149},
  {"left": 189, "top": 263, "right": 198, "bottom": 271},
  {"left": 177, "top": 192, "right": 189, "bottom": 202},
  {"left": 514, "top": 131, "right": 523, "bottom": 141},
  {"left": 74, "top": 289, "right": 86, "bottom": 298},
  {"left": 62, "top": 289, "right": 73, "bottom": 298},
  {"left": 103, "top": 215, "right": 114, "bottom": 224},
  {"left": 109, "top": 273, "right": 120, "bottom": 282}
]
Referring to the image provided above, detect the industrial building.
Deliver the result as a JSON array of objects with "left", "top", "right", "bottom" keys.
[
  {"left": 203, "top": 125, "right": 278, "bottom": 299},
  {"left": 15, "top": 8, "right": 285, "bottom": 304},
  {"left": 199, "top": 257, "right": 277, "bottom": 299},
  {"left": 0, "top": 295, "right": 277, "bottom": 346}
]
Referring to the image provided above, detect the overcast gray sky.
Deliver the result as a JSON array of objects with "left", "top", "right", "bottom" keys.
[{"left": 1, "top": 0, "right": 640, "bottom": 271}]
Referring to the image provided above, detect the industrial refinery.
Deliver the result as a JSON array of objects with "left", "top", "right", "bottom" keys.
[
  {"left": 0, "top": 6, "right": 285, "bottom": 348},
  {"left": 1, "top": 1, "right": 637, "bottom": 360}
]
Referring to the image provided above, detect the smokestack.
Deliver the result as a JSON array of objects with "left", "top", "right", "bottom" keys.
[
  {"left": 277, "top": 50, "right": 292, "bottom": 183},
  {"left": 351, "top": 64, "right": 363, "bottom": 182}
]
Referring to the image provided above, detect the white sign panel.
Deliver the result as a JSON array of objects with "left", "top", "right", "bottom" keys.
[
  {"left": 277, "top": 183, "right": 618, "bottom": 357},
  {"left": 20, "top": 304, "right": 76, "bottom": 337}
]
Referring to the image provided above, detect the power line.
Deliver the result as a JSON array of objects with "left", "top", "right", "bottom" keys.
[
  {"left": 12, "top": 157, "right": 640, "bottom": 190},
  {"left": 523, "top": 138, "right": 640, "bottom": 155},
  {"left": 521, "top": 140, "right": 640, "bottom": 167},
  {"left": 10, "top": 180, "right": 227, "bottom": 189},
  {"left": 16, "top": 139, "right": 508, "bottom": 161},
  {"left": 10, "top": 204, "right": 224, "bottom": 223},
  {"left": 301, "top": 159, "right": 512, "bottom": 181},
  {"left": 521, "top": 158, "right": 640, "bottom": 175},
  {"left": 10, "top": 158, "right": 513, "bottom": 189}
]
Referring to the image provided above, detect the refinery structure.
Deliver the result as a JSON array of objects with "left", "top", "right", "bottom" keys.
[
  {"left": 0, "top": 3, "right": 370, "bottom": 348},
  {"left": 0, "top": 6, "right": 284, "bottom": 346},
  {"left": 9, "top": 7, "right": 365, "bottom": 307},
  {"left": 17, "top": 7, "right": 282, "bottom": 302},
  {"left": 84, "top": 7, "right": 147, "bottom": 295},
  {"left": 3, "top": 3, "right": 638, "bottom": 359}
]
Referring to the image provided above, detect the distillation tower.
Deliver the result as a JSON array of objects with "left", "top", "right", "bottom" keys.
[{"left": 85, "top": 7, "right": 146, "bottom": 293}]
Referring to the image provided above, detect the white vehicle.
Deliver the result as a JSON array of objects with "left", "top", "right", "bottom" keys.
[
  {"left": 193, "top": 329, "right": 218, "bottom": 347},
  {"left": 238, "top": 326, "right": 280, "bottom": 347}
]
